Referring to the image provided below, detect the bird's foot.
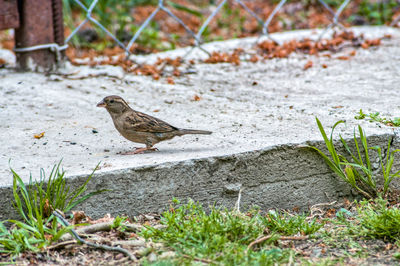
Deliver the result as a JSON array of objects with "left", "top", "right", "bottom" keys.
[{"left": 120, "top": 147, "right": 159, "bottom": 155}]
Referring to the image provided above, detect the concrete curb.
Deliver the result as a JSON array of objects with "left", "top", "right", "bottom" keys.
[{"left": 2, "top": 134, "right": 398, "bottom": 220}]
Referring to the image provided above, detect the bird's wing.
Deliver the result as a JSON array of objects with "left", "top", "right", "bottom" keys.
[{"left": 123, "top": 111, "right": 178, "bottom": 133}]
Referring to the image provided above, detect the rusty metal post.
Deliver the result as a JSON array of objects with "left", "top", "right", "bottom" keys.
[
  {"left": 51, "top": 0, "right": 65, "bottom": 47},
  {"left": 15, "top": 0, "right": 65, "bottom": 72},
  {"left": 0, "top": 0, "right": 19, "bottom": 30}
]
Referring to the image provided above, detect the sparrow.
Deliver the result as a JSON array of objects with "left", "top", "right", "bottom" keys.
[{"left": 97, "top": 95, "right": 212, "bottom": 154}]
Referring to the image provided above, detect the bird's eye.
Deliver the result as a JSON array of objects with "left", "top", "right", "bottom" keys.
[{"left": 109, "top": 99, "right": 114, "bottom": 103}]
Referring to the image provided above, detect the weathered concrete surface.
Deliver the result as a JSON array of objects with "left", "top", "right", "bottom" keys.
[{"left": 1, "top": 26, "right": 400, "bottom": 219}]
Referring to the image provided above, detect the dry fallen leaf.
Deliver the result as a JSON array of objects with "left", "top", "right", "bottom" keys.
[
  {"left": 192, "top": 95, "right": 201, "bottom": 101},
  {"left": 90, "top": 213, "right": 113, "bottom": 224},
  {"left": 343, "top": 198, "right": 351, "bottom": 207},
  {"left": 337, "top": 56, "right": 349, "bottom": 60},
  {"left": 152, "top": 73, "right": 160, "bottom": 80},
  {"left": 250, "top": 55, "right": 259, "bottom": 63},
  {"left": 166, "top": 76, "right": 175, "bottom": 84},
  {"left": 72, "top": 211, "right": 87, "bottom": 225},
  {"left": 34, "top": 132, "right": 45, "bottom": 139},
  {"left": 361, "top": 42, "right": 369, "bottom": 49},
  {"left": 303, "top": 60, "right": 313, "bottom": 70}
]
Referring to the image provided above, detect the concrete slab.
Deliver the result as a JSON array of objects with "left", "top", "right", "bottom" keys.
[{"left": 1, "top": 26, "right": 400, "bottom": 219}]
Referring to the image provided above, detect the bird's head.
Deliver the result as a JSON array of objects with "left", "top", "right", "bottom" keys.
[{"left": 97, "top": 95, "right": 130, "bottom": 114}]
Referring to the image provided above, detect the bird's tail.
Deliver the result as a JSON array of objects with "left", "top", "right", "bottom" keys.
[{"left": 178, "top": 129, "right": 212, "bottom": 136}]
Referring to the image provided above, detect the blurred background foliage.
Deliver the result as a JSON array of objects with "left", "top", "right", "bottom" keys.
[{"left": 62, "top": 0, "right": 400, "bottom": 52}]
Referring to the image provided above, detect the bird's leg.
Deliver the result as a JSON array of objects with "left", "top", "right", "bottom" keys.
[
  {"left": 119, "top": 147, "right": 158, "bottom": 155},
  {"left": 134, "top": 147, "right": 158, "bottom": 154},
  {"left": 120, "top": 141, "right": 159, "bottom": 155}
]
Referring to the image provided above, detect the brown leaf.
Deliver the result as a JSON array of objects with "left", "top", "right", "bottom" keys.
[
  {"left": 166, "top": 76, "right": 175, "bottom": 84},
  {"left": 43, "top": 199, "right": 52, "bottom": 218},
  {"left": 322, "top": 64, "right": 328, "bottom": 69},
  {"left": 361, "top": 42, "right": 369, "bottom": 49},
  {"left": 343, "top": 198, "right": 351, "bottom": 207},
  {"left": 192, "top": 94, "right": 201, "bottom": 101},
  {"left": 337, "top": 56, "right": 349, "bottom": 60},
  {"left": 34, "top": 132, "right": 45, "bottom": 139},
  {"left": 152, "top": 73, "right": 160, "bottom": 80},
  {"left": 250, "top": 55, "right": 259, "bottom": 63},
  {"left": 90, "top": 213, "right": 113, "bottom": 224},
  {"left": 72, "top": 211, "right": 87, "bottom": 225},
  {"left": 303, "top": 60, "right": 313, "bottom": 70},
  {"left": 173, "top": 69, "right": 181, "bottom": 77}
]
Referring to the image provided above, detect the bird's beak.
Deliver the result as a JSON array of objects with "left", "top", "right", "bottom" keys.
[{"left": 97, "top": 100, "right": 106, "bottom": 108}]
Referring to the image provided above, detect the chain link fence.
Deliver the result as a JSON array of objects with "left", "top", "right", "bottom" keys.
[
  {"left": 2, "top": 0, "right": 399, "bottom": 70},
  {"left": 64, "top": 0, "right": 356, "bottom": 58}
]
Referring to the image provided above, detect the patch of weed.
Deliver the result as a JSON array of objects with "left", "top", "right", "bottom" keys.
[
  {"left": 309, "top": 118, "right": 400, "bottom": 199},
  {"left": 140, "top": 199, "right": 322, "bottom": 264},
  {"left": 356, "top": 198, "right": 400, "bottom": 242},
  {"left": 355, "top": 109, "right": 400, "bottom": 127},
  {"left": 0, "top": 162, "right": 105, "bottom": 257}
]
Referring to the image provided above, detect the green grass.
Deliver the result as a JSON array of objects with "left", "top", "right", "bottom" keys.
[
  {"left": 140, "top": 198, "right": 322, "bottom": 264},
  {"left": 3, "top": 195, "right": 400, "bottom": 263},
  {"left": 356, "top": 198, "right": 400, "bottom": 242},
  {"left": 138, "top": 198, "right": 400, "bottom": 264},
  {"left": 309, "top": 118, "right": 400, "bottom": 199},
  {"left": 0, "top": 161, "right": 105, "bottom": 258},
  {"left": 356, "top": 0, "right": 398, "bottom": 25},
  {"left": 355, "top": 109, "right": 400, "bottom": 127},
  {"left": 319, "top": 198, "right": 400, "bottom": 252}
]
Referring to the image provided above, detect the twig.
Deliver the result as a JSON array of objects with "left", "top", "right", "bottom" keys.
[
  {"left": 108, "top": 256, "right": 130, "bottom": 265},
  {"left": 310, "top": 201, "right": 337, "bottom": 209},
  {"left": 234, "top": 187, "right": 244, "bottom": 212},
  {"left": 60, "top": 221, "right": 142, "bottom": 241},
  {"left": 53, "top": 210, "right": 136, "bottom": 261},
  {"left": 47, "top": 240, "right": 77, "bottom": 250},
  {"left": 247, "top": 235, "right": 272, "bottom": 251},
  {"left": 279, "top": 236, "right": 308, "bottom": 241},
  {"left": 247, "top": 235, "right": 309, "bottom": 252},
  {"left": 59, "top": 222, "right": 113, "bottom": 241},
  {"left": 76, "top": 222, "right": 114, "bottom": 234},
  {"left": 307, "top": 201, "right": 337, "bottom": 220},
  {"left": 182, "top": 254, "right": 215, "bottom": 264}
]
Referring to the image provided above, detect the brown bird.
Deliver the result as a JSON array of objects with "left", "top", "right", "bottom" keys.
[{"left": 97, "top": 95, "right": 212, "bottom": 154}]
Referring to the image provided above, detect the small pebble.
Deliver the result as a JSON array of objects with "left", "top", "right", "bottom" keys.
[
  {"left": 159, "top": 251, "right": 176, "bottom": 259},
  {"left": 92, "top": 129, "right": 98, "bottom": 134},
  {"left": 147, "top": 252, "right": 157, "bottom": 262},
  {"left": 115, "top": 253, "right": 124, "bottom": 260}
]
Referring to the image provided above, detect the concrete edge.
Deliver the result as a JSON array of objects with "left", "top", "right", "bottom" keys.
[{"left": 2, "top": 132, "right": 399, "bottom": 220}]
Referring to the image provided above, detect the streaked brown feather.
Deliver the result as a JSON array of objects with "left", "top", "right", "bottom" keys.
[{"left": 124, "top": 111, "right": 178, "bottom": 133}]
